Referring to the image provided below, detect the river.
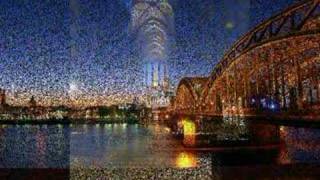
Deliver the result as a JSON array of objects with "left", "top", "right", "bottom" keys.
[{"left": 0, "top": 120, "right": 320, "bottom": 179}]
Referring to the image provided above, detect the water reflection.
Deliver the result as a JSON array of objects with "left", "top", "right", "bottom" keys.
[
  {"left": 0, "top": 120, "right": 319, "bottom": 172},
  {"left": 175, "top": 152, "right": 197, "bottom": 168},
  {"left": 279, "top": 126, "right": 320, "bottom": 164},
  {"left": 0, "top": 124, "right": 70, "bottom": 168},
  {"left": 71, "top": 124, "right": 186, "bottom": 168}
]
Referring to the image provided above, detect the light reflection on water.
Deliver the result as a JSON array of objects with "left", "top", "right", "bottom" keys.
[
  {"left": 0, "top": 121, "right": 319, "bottom": 169},
  {"left": 0, "top": 124, "right": 70, "bottom": 168},
  {"left": 175, "top": 152, "right": 197, "bottom": 168},
  {"left": 278, "top": 125, "right": 320, "bottom": 164},
  {"left": 70, "top": 123, "right": 186, "bottom": 168},
  {"left": 70, "top": 122, "right": 320, "bottom": 168}
]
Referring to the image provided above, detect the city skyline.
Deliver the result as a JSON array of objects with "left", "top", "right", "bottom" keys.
[
  {"left": 0, "top": 1, "right": 319, "bottom": 178},
  {"left": 0, "top": 0, "right": 298, "bottom": 106}
]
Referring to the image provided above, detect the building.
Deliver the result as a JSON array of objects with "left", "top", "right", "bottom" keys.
[
  {"left": 0, "top": 88, "right": 6, "bottom": 107},
  {"left": 29, "top": 96, "right": 37, "bottom": 108},
  {"left": 130, "top": 0, "right": 175, "bottom": 109}
]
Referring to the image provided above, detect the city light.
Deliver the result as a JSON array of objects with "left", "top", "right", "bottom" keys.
[
  {"left": 182, "top": 118, "right": 196, "bottom": 135},
  {"left": 182, "top": 118, "right": 196, "bottom": 146},
  {"left": 0, "top": 0, "right": 319, "bottom": 179}
]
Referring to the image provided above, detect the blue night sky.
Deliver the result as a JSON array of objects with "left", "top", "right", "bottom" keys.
[{"left": 0, "top": 0, "right": 299, "bottom": 106}]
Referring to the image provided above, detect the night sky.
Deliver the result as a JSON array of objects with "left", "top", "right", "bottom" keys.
[{"left": 0, "top": 0, "right": 299, "bottom": 106}]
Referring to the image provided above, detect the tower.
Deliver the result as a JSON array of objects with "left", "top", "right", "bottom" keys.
[
  {"left": 0, "top": 89, "right": 6, "bottom": 106},
  {"left": 29, "top": 96, "right": 37, "bottom": 108},
  {"left": 131, "top": 0, "right": 174, "bottom": 108}
]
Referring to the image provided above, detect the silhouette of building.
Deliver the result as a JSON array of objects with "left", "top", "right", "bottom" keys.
[
  {"left": 0, "top": 89, "right": 6, "bottom": 107},
  {"left": 29, "top": 96, "right": 37, "bottom": 108}
]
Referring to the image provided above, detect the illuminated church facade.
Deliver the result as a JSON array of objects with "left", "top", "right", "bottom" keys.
[{"left": 130, "top": 0, "right": 175, "bottom": 108}]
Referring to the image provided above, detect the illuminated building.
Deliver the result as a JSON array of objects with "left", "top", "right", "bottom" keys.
[{"left": 130, "top": 0, "right": 175, "bottom": 109}]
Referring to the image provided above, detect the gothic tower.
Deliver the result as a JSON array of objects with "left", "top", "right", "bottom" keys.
[{"left": 130, "top": 0, "right": 174, "bottom": 107}]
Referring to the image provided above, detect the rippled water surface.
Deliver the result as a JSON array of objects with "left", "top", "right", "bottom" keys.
[
  {"left": 0, "top": 124, "right": 69, "bottom": 168},
  {"left": 70, "top": 124, "right": 195, "bottom": 168},
  {"left": 0, "top": 123, "right": 320, "bottom": 171}
]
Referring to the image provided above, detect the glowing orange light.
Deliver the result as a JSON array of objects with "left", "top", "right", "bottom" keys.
[
  {"left": 182, "top": 118, "right": 196, "bottom": 146},
  {"left": 182, "top": 118, "right": 196, "bottom": 135},
  {"left": 176, "top": 152, "right": 197, "bottom": 168}
]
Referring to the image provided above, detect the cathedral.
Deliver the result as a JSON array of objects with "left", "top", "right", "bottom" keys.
[{"left": 130, "top": 0, "right": 175, "bottom": 108}]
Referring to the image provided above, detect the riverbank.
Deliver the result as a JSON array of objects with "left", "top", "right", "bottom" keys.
[
  {"left": 1, "top": 116, "right": 320, "bottom": 127},
  {"left": 0, "top": 169, "right": 69, "bottom": 180},
  {"left": 1, "top": 164, "right": 320, "bottom": 180},
  {"left": 69, "top": 164, "right": 320, "bottom": 180},
  {"left": 0, "top": 118, "right": 139, "bottom": 125},
  {"left": 245, "top": 115, "right": 320, "bottom": 128}
]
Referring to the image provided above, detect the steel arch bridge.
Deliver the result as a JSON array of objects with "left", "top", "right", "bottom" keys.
[{"left": 170, "top": 0, "right": 320, "bottom": 118}]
